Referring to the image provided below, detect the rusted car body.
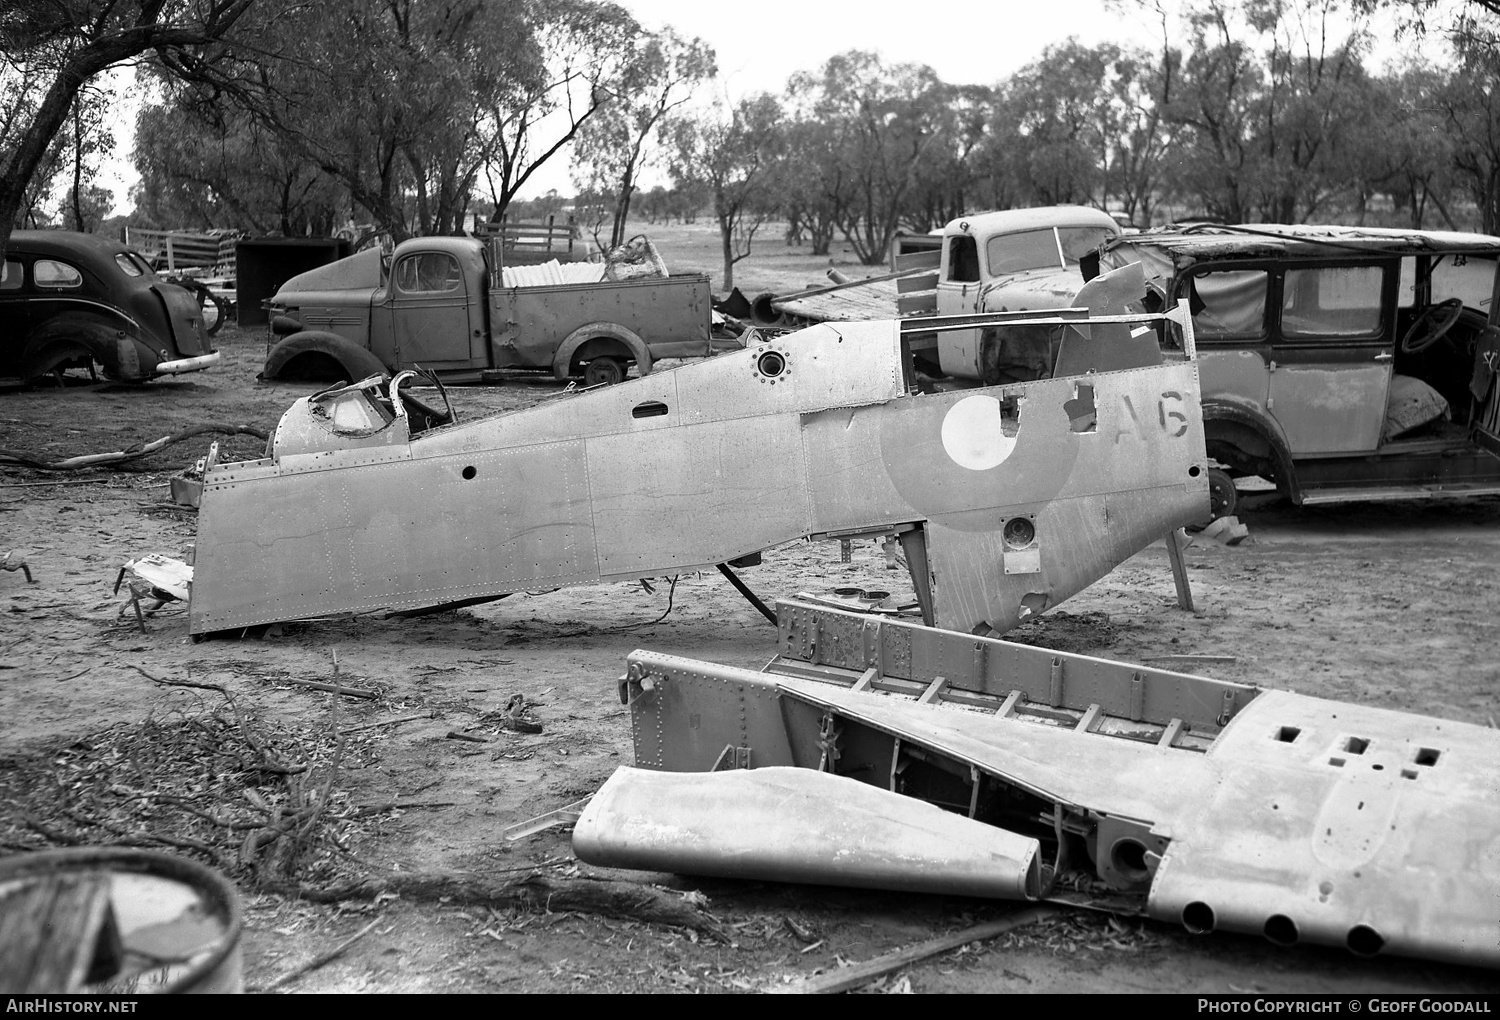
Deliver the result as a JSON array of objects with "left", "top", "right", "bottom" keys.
[
  {"left": 581, "top": 599, "right": 1500, "bottom": 970},
  {"left": 188, "top": 301, "right": 1208, "bottom": 637},
  {"left": 1093, "top": 225, "right": 1500, "bottom": 513},
  {"left": 0, "top": 231, "right": 219, "bottom": 384}
]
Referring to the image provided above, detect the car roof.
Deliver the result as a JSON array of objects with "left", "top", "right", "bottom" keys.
[
  {"left": 1104, "top": 223, "right": 1500, "bottom": 269},
  {"left": 6, "top": 229, "right": 144, "bottom": 274},
  {"left": 945, "top": 206, "right": 1121, "bottom": 237}
]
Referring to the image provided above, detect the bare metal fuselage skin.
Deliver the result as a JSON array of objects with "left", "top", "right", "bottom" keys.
[
  {"left": 587, "top": 601, "right": 1500, "bottom": 970},
  {"left": 189, "top": 316, "right": 1207, "bottom": 635}
]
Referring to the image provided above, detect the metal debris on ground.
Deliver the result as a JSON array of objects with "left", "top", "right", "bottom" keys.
[
  {"left": 113, "top": 554, "right": 192, "bottom": 632},
  {"left": 1199, "top": 514, "right": 1251, "bottom": 545},
  {"left": 2, "top": 549, "right": 34, "bottom": 583},
  {"left": 588, "top": 598, "right": 1500, "bottom": 970}
]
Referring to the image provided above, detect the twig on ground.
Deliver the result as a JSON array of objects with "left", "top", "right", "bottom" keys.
[
  {"left": 259, "top": 917, "right": 381, "bottom": 992},
  {"left": 339, "top": 714, "right": 430, "bottom": 735},
  {"left": 771, "top": 907, "right": 1059, "bottom": 994}
]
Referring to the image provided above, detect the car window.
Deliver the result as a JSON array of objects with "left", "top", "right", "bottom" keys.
[
  {"left": 0, "top": 260, "right": 20, "bottom": 291},
  {"left": 1056, "top": 226, "right": 1117, "bottom": 262},
  {"left": 1397, "top": 254, "right": 1498, "bottom": 312},
  {"left": 946, "top": 235, "right": 980, "bottom": 283},
  {"left": 395, "top": 252, "right": 461, "bottom": 294},
  {"left": 1281, "top": 266, "right": 1383, "bottom": 338},
  {"left": 1432, "top": 255, "right": 1495, "bottom": 312},
  {"left": 34, "top": 259, "right": 82, "bottom": 289},
  {"left": 1182, "top": 270, "right": 1268, "bottom": 339},
  {"left": 114, "top": 253, "right": 143, "bottom": 277},
  {"left": 986, "top": 229, "right": 1063, "bottom": 275}
]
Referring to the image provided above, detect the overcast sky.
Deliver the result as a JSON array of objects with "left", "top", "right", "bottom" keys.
[
  {"left": 623, "top": 0, "right": 1166, "bottom": 98},
  {"left": 102, "top": 0, "right": 1419, "bottom": 215}
]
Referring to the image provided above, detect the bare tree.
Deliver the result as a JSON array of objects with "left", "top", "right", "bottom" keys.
[{"left": 570, "top": 28, "right": 715, "bottom": 249}]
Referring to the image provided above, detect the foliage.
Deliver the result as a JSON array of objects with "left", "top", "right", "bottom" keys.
[
  {"left": 785, "top": 52, "right": 957, "bottom": 266},
  {"left": 0, "top": 0, "right": 255, "bottom": 256},
  {"left": 570, "top": 27, "right": 716, "bottom": 249},
  {"left": 669, "top": 94, "right": 784, "bottom": 291},
  {"left": 132, "top": 99, "right": 344, "bottom": 235}
]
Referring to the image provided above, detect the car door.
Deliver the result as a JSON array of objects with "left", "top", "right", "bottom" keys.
[
  {"left": 0, "top": 257, "right": 27, "bottom": 374},
  {"left": 1179, "top": 267, "right": 1272, "bottom": 413},
  {"left": 1265, "top": 262, "right": 1391, "bottom": 455},
  {"left": 1453, "top": 254, "right": 1500, "bottom": 458},
  {"left": 934, "top": 232, "right": 984, "bottom": 376},
  {"left": 390, "top": 251, "right": 475, "bottom": 366}
]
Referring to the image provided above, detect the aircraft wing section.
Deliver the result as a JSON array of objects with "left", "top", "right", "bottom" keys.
[{"left": 605, "top": 600, "right": 1500, "bottom": 969}]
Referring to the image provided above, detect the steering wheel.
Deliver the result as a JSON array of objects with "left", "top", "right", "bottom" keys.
[{"left": 1401, "top": 297, "right": 1465, "bottom": 354}]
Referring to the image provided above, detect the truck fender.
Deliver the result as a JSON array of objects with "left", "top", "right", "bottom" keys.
[
  {"left": 261, "top": 331, "right": 390, "bottom": 384},
  {"left": 552, "top": 321, "right": 652, "bottom": 381},
  {"left": 22, "top": 314, "right": 152, "bottom": 382},
  {"left": 1200, "top": 397, "right": 1302, "bottom": 505}
]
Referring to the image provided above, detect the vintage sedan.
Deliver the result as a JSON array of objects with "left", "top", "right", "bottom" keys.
[
  {"left": 1, "top": 230, "right": 220, "bottom": 385},
  {"left": 1091, "top": 224, "right": 1500, "bottom": 516}
]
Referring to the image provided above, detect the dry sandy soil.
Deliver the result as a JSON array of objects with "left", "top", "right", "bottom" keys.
[{"left": 3, "top": 222, "right": 1500, "bottom": 995}]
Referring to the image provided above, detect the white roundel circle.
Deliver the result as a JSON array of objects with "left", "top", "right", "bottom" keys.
[{"left": 941, "top": 394, "right": 1017, "bottom": 471}]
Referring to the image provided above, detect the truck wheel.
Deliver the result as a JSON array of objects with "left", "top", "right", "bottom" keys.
[
  {"left": 584, "top": 358, "right": 626, "bottom": 386},
  {"left": 262, "top": 331, "right": 389, "bottom": 383}
]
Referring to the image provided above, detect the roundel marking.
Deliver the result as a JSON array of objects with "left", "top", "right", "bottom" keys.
[{"left": 940, "top": 394, "right": 1017, "bottom": 471}]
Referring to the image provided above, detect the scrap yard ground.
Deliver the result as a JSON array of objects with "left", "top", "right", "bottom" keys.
[{"left": 3, "top": 222, "right": 1500, "bottom": 994}]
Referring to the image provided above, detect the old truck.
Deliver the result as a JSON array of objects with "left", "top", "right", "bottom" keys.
[
  {"left": 770, "top": 205, "right": 1122, "bottom": 382},
  {"left": 259, "top": 235, "right": 736, "bottom": 385}
]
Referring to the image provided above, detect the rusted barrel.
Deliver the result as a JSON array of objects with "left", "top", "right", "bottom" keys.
[{"left": 0, "top": 847, "right": 243, "bottom": 993}]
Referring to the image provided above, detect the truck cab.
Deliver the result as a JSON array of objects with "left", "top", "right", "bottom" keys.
[{"left": 934, "top": 207, "right": 1121, "bottom": 379}]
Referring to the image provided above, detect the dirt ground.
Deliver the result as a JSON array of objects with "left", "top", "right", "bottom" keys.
[{"left": 3, "top": 225, "right": 1500, "bottom": 994}]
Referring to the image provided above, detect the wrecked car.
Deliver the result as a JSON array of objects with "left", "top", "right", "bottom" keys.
[
  {"left": 581, "top": 598, "right": 1500, "bottom": 970},
  {"left": 1091, "top": 224, "right": 1500, "bottom": 517},
  {"left": 188, "top": 293, "right": 1209, "bottom": 638},
  {"left": 0, "top": 230, "right": 220, "bottom": 385}
]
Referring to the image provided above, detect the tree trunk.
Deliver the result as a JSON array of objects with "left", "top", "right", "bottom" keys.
[{"left": 719, "top": 209, "right": 734, "bottom": 292}]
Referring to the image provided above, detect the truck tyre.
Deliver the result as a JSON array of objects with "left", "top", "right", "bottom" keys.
[
  {"left": 584, "top": 358, "right": 626, "bottom": 386},
  {"left": 261, "top": 331, "right": 389, "bottom": 383}
]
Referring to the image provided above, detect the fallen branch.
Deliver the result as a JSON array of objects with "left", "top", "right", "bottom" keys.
[
  {"left": 0, "top": 424, "right": 269, "bottom": 471},
  {"left": 280, "top": 677, "right": 379, "bottom": 700},
  {"left": 348, "top": 799, "right": 456, "bottom": 817},
  {"left": 339, "top": 714, "right": 430, "bottom": 735},
  {"left": 258, "top": 917, "right": 381, "bottom": 992},
  {"left": 771, "top": 907, "right": 1059, "bottom": 994},
  {"left": 275, "top": 872, "right": 728, "bottom": 940}
]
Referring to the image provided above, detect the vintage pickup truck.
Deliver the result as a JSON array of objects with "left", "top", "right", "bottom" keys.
[
  {"left": 769, "top": 205, "right": 1122, "bottom": 382},
  {"left": 260, "top": 236, "right": 735, "bottom": 385}
]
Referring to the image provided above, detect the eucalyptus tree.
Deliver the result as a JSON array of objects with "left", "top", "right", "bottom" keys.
[
  {"left": 0, "top": 0, "right": 255, "bottom": 257},
  {"left": 132, "top": 101, "right": 344, "bottom": 235},
  {"left": 569, "top": 27, "right": 717, "bottom": 249},
  {"left": 668, "top": 93, "right": 784, "bottom": 291},
  {"left": 786, "top": 51, "right": 954, "bottom": 265}
]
